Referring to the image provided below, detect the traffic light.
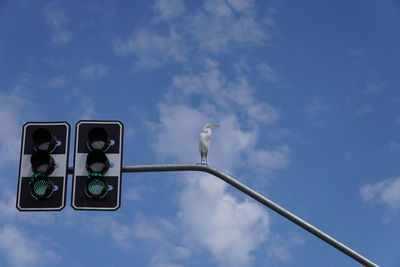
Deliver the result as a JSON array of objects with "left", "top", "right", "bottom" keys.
[
  {"left": 72, "top": 120, "right": 123, "bottom": 210},
  {"left": 16, "top": 122, "right": 70, "bottom": 211}
]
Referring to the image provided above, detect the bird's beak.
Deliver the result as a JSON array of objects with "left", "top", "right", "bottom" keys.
[{"left": 211, "top": 124, "right": 220, "bottom": 127}]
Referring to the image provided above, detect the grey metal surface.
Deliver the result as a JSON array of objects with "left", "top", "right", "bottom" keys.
[{"left": 67, "top": 163, "right": 379, "bottom": 266}]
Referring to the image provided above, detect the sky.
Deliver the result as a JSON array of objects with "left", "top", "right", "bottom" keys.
[{"left": 0, "top": 0, "right": 399, "bottom": 266}]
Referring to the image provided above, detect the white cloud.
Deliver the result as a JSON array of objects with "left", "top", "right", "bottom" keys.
[
  {"left": 124, "top": 124, "right": 136, "bottom": 140},
  {"left": 109, "top": 220, "right": 133, "bottom": 249},
  {"left": 360, "top": 177, "right": 400, "bottom": 210},
  {"left": 188, "top": 0, "right": 268, "bottom": 52},
  {"left": 133, "top": 217, "right": 164, "bottom": 242},
  {"left": 151, "top": 104, "right": 206, "bottom": 161},
  {"left": 100, "top": 215, "right": 191, "bottom": 266},
  {"left": 171, "top": 60, "right": 279, "bottom": 126},
  {"left": 227, "top": 0, "right": 255, "bottom": 12},
  {"left": 114, "top": 1, "right": 275, "bottom": 66},
  {"left": 153, "top": 0, "right": 186, "bottom": 21},
  {"left": 355, "top": 104, "right": 373, "bottom": 116},
  {"left": 266, "top": 233, "right": 305, "bottom": 263},
  {"left": 124, "top": 185, "right": 155, "bottom": 202},
  {"left": 179, "top": 175, "right": 270, "bottom": 267},
  {"left": 257, "top": 62, "right": 277, "bottom": 82},
  {"left": 364, "top": 70, "right": 388, "bottom": 94},
  {"left": 114, "top": 28, "right": 186, "bottom": 68},
  {"left": 80, "top": 64, "right": 108, "bottom": 79},
  {"left": 78, "top": 97, "right": 95, "bottom": 119},
  {"left": 394, "top": 117, "right": 400, "bottom": 126},
  {"left": 149, "top": 60, "right": 290, "bottom": 266},
  {"left": 66, "top": 212, "right": 191, "bottom": 267},
  {"left": 133, "top": 216, "right": 191, "bottom": 266},
  {"left": 250, "top": 146, "right": 291, "bottom": 172},
  {"left": 0, "top": 225, "right": 58, "bottom": 267},
  {"left": 44, "top": 4, "right": 71, "bottom": 44},
  {"left": 306, "top": 97, "right": 332, "bottom": 116},
  {"left": 0, "top": 188, "right": 55, "bottom": 225},
  {"left": 0, "top": 89, "right": 30, "bottom": 168},
  {"left": 365, "top": 81, "right": 388, "bottom": 94},
  {"left": 47, "top": 75, "right": 66, "bottom": 88},
  {"left": 67, "top": 89, "right": 96, "bottom": 120}
]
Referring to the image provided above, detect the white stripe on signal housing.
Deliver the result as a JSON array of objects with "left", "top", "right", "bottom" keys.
[{"left": 20, "top": 154, "right": 68, "bottom": 177}]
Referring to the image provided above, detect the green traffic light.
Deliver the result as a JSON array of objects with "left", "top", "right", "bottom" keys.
[
  {"left": 29, "top": 173, "right": 54, "bottom": 199},
  {"left": 85, "top": 173, "right": 108, "bottom": 199},
  {"left": 88, "top": 178, "right": 106, "bottom": 195},
  {"left": 33, "top": 179, "right": 49, "bottom": 196}
]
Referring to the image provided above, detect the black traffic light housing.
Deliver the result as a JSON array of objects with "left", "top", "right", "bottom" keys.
[
  {"left": 72, "top": 120, "right": 123, "bottom": 210},
  {"left": 16, "top": 122, "right": 70, "bottom": 211}
]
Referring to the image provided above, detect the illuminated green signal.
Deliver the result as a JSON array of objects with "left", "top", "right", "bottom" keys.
[
  {"left": 85, "top": 173, "right": 108, "bottom": 199},
  {"left": 29, "top": 173, "right": 54, "bottom": 199},
  {"left": 88, "top": 178, "right": 106, "bottom": 195},
  {"left": 33, "top": 179, "right": 49, "bottom": 196}
]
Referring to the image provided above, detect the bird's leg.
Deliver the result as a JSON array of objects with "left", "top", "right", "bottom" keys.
[{"left": 201, "top": 153, "right": 208, "bottom": 165}]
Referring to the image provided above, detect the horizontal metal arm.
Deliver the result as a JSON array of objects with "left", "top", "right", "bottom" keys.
[{"left": 67, "top": 163, "right": 379, "bottom": 266}]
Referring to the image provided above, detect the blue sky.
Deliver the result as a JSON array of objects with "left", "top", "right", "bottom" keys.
[{"left": 0, "top": 0, "right": 399, "bottom": 266}]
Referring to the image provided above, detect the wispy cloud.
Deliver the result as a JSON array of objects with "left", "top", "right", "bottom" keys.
[
  {"left": 360, "top": 177, "right": 400, "bottom": 211},
  {"left": 355, "top": 104, "right": 373, "bottom": 116},
  {"left": 153, "top": 0, "right": 186, "bottom": 21},
  {"left": 266, "top": 233, "right": 304, "bottom": 263},
  {"left": 306, "top": 97, "right": 332, "bottom": 116},
  {"left": 47, "top": 75, "right": 67, "bottom": 89},
  {"left": 0, "top": 88, "right": 31, "bottom": 168},
  {"left": 114, "top": 28, "right": 187, "bottom": 68},
  {"left": 44, "top": 4, "right": 71, "bottom": 44},
  {"left": 79, "top": 96, "right": 96, "bottom": 120},
  {"left": 66, "top": 89, "right": 96, "bottom": 120},
  {"left": 0, "top": 225, "right": 59, "bottom": 267},
  {"left": 80, "top": 64, "right": 108, "bottom": 79},
  {"left": 394, "top": 117, "right": 400, "bottom": 126},
  {"left": 364, "top": 70, "right": 389, "bottom": 94},
  {"left": 257, "top": 62, "right": 277, "bottom": 82},
  {"left": 189, "top": 0, "right": 269, "bottom": 52},
  {"left": 124, "top": 185, "right": 154, "bottom": 202},
  {"left": 0, "top": 188, "right": 55, "bottom": 225},
  {"left": 78, "top": 214, "right": 190, "bottom": 266},
  {"left": 114, "top": 0, "right": 276, "bottom": 67}
]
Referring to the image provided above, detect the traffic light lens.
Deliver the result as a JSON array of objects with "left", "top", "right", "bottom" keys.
[
  {"left": 33, "top": 179, "right": 50, "bottom": 196},
  {"left": 88, "top": 179, "right": 106, "bottom": 196},
  {"left": 85, "top": 173, "right": 108, "bottom": 199},
  {"left": 91, "top": 140, "right": 106, "bottom": 150},
  {"left": 32, "top": 128, "right": 57, "bottom": 152},
  {"left": 87, "top": 127, "right": 110, "bottom": 151},
  {"left": 30, "top": 151, "right": 55, "bottom": 175},
  {"left": 90, "top": 163, "right": 106, "bottom": 173},
  {"left": 86, "top": 150, "right": 110, "bottom": 174},
  {"left": 29, "top": 174, "right": 54, "bottom": 200}
]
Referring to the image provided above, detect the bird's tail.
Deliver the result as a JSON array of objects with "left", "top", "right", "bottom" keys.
[{"left": 201, "top": 154, "right": 207, "bottom": 165}]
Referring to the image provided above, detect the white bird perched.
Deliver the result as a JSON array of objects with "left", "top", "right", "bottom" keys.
[{"left": 199, "top": 123, "right": 220, "bottom": 165}]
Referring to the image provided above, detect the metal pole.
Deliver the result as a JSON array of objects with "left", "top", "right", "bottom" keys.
[{"left": 66, "top": 163, "right": 379, "bottom": 266}]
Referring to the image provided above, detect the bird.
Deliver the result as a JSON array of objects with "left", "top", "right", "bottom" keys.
[{"left": 199, "top": 123, "right": 220, "bottom": 165}]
